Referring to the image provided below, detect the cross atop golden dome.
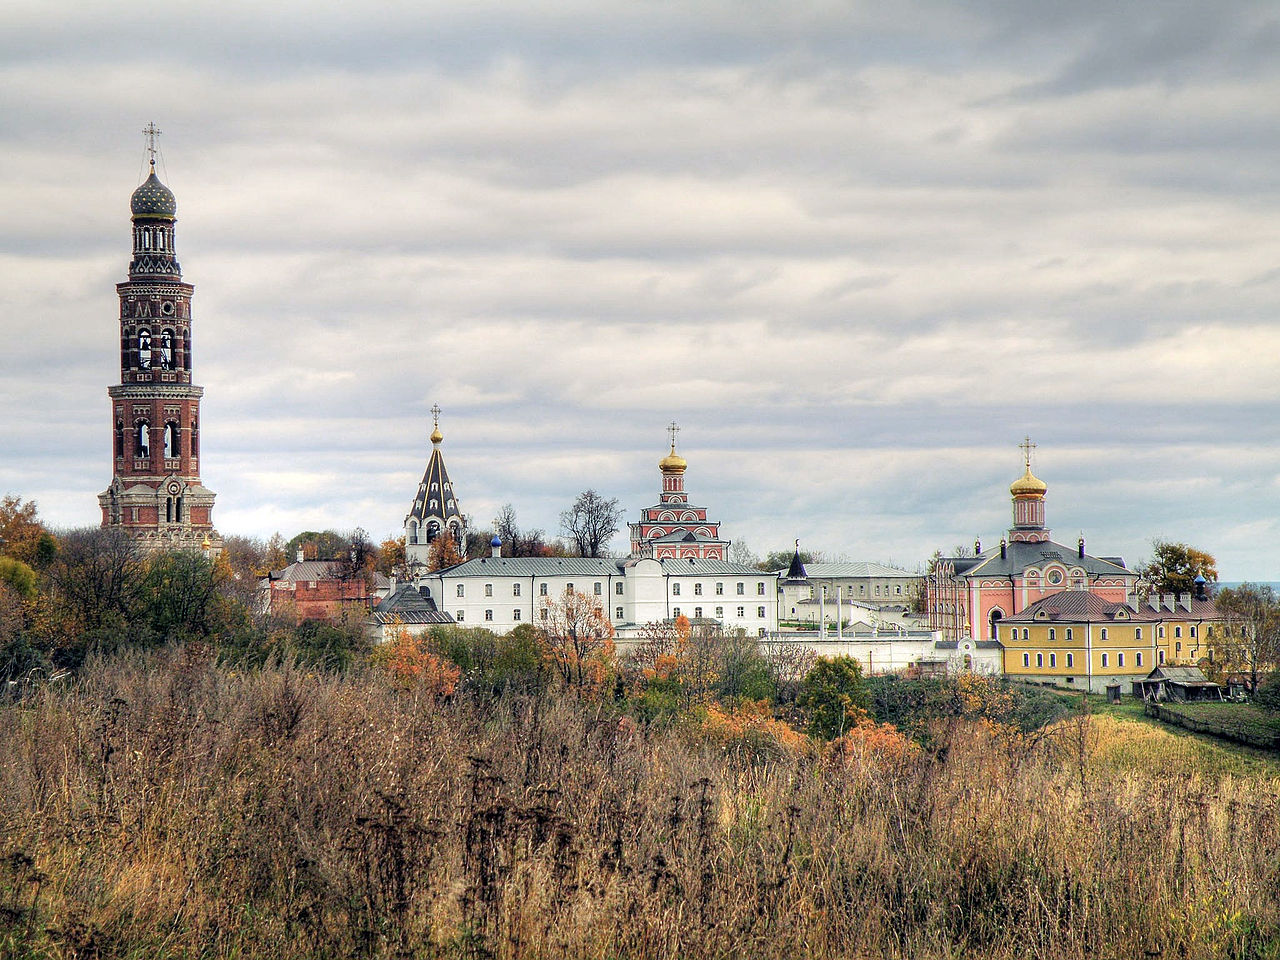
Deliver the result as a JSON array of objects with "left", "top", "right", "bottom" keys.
[
  {"left": 1010, "top": 436, "right": 1047, "bottom": 499},
  {"left": 659, "top": 420, "right": 687, "bottom": 474}
]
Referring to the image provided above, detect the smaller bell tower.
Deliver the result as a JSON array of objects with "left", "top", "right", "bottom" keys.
[{"left": 99, "top": 124, "right": 220, "bottom": 552}]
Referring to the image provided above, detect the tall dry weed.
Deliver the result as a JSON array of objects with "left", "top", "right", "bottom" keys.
[{"left": 0, "top": 647, "right": 1278, "bottom": 959}]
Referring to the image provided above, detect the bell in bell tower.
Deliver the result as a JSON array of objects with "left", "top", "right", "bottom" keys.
[{"left": 99, "top": 124, "right": 221, "bottom": 552}]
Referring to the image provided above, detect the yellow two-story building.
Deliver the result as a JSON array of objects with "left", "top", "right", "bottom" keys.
[{"left": 999, "top": 590, "right": 1222, "bottom": 693}]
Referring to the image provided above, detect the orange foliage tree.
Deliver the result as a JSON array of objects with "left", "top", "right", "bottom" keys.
[
  {"left": 370, "top": 619, "right": 461, "bottom": 695},
  {"left": 426, "top": 532, "right": 464, "bottom": 572},
  {"left": 537, "top": 587, "right": 615, "bottom": 692}
]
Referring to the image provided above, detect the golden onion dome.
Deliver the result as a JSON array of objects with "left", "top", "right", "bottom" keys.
[
  {"left": 659, "top": 444, "right": 687, "bottom": 474},
  {"left": 1010, "top": 466, "right": 1047, "bottom": 499},
  {"left": 430, "top": 425, "right": 444, "bottom": 445}
]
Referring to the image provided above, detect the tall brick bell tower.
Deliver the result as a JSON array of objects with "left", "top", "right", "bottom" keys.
[{"left": 99, "top": 125, "right": 220, "bottom": 552}]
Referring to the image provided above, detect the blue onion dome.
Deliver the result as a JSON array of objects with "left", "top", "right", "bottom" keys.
[
  {"left": 131, "top": 168, "right": 177, "bottom": 219},
  {"left": 491, "top": 536, "right": 503, "bottom": 547}
]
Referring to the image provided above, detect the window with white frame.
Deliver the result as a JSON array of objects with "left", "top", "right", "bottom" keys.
[
  {"left": 485, "top": 610, "right": 493, "bottom": 621},
  {"left": 456, "top": 611, "right": 465, "bottom": 621},
  {"left": 757, "top": 606, "right": 765, "bottom": 618},
  {"left": 1036, "top": 653, "right": 1043, "bottom": 667},
  {"left": 673, "top": 607, "right": 681, "bottom": 617},
  {"left": 615, "top": 606, "right": 623, "bottom": 619},
  {"left": 715, "top": 582, "right": 723, "bottom": 595},
  {"left": 593, "top": 582, "right": 602, "bottom": 595},
  {"left": 1117, "top": 652, "right": 1124, "bottom": 667},
  {"left": 715, "top": 607, "right": 723, "bottom": 617},
  {"left": 694, "top": 583, "right": 703, "bottom": 595},
  {"left": 1101, "top": 653, "right": 1108, "bottom": 667},
  {"left": 1066, "top": 653, "right": 1074, "bottom": 668},
  {"left": 757, "top": 582, "right": 766, "bottom": 595},
  {"left": 513, "top": 583, "right": 521, "bottom": 597},
  {"left": 1050, "top": 653, "right": 1056, "bottom": 667},
  {"left": 484, "top": 583, "right": 493, "bottom": 597},
  {"left": 737, "top": 607, "right": 744, "bottom": 617},
  {"left": 1136, "top": 652, "right": 1142, "bottom": 666},
  {"left": 672, "top": 583, "right": 681, "bottom": 596},
  {"left": 513, "top": 609, "right": 521, "bottom": 621},
  {"left": 694, "top": 607, "right": 702, "bottom": 618},
  {"left": 1023, "top": 653, "right": 1030, "bottom": 667},
  {"left": 540, "top": 582, "right": 548, "bottom": 596},
  {"left": 456, "top": 584, "right": 465, "bottom": 597},
  {"left": 615, "top": 582, "right": 624, "bottom": 595},
  {"left": 736, "top": 582, "right": 744, "bottom": 595}
]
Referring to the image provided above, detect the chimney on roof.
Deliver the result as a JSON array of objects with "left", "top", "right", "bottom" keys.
[
  {"left": 296, "top": 546, "right": 304, "bottom": 563},
  {"left": 999, "top": 538, "right": 1007, "bottom": 560},
  {"left": 1163, "top": 593, "right": 1174, "bottom": 610},
  {"left": 974, "top": 537, "right": 981, "bottom": 556},
  {"left": 1078, "top": 534, "right": 1085, "bottom": 559}
]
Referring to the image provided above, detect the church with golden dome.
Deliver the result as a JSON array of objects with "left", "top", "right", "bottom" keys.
[
  {"left": 628, "top": 423, "right": 730, "bottom": 560},
  {"left": 926, "top": 439, "right": 1139, "bottom": 643}
]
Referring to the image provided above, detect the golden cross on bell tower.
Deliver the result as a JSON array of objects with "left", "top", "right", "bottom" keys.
[
  {"left": 1019, "top": 435, "right": 1037, "bottom": 470},
  {"left": 667, "top": 420, "right": 680, "bottom": 451},
  {"left": 143, "top": 121, "right": 162, "bottom": 169},
  {"left": 430, "top": 403, "right": 441, "bottom": 429}
]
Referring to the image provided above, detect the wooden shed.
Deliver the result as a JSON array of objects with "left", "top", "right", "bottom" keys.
[{"left": 1131, "top": 665, "right": 1225, "bottom": 703}]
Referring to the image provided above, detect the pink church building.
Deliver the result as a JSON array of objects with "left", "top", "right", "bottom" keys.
[{"left": 927, "top": 444, "right": 1138, "bottom": 642}]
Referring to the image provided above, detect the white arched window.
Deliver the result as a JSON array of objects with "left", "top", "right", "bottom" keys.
[
  {"left": 164, "top": 422, "right": 180, "bottom": 458},
  {"left": 135, "top": 420, "right": 150, "bottom": 457},
  {"left": 138, "top": 330, "right": 152, "bottom": 370}
]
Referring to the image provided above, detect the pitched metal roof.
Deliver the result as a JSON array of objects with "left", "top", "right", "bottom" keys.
[
  {"left": 369, "top": 610, "right": 455, "bottom": 625},
  {"left": 374, "top": 583, "right": 440, "bottom": 614},
  {"left": 432, "top": 556, "right": 776, "bottom": 578},
  {"left": 268, "top": 560, "right": 345, "bottom": 582},
  {"left": 436, "top": 556, "right": 626, "bottom": 578},
  {"left": 943, "top": 539, "right": 1132, "bottom": 578},
  {"left": 786, "top": 561, "right": 916, "bottom": 579},
  {"left": 1004, "top": 591, "right": 1154, "bottom": 623}
]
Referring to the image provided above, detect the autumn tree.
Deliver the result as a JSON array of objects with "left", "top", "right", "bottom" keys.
[
  {"left": 538, "top": 586, "right": 615, "bottom": 690},
  {"left": 559, "top": 489, "right": 623, "bottom": 558},
  {"left": 0, "top": 495, "right": 57, "bottom": 567},
  {"left": 1213, "top": 583, "right": 1280, "bottom": 694},
  {"left": 370, "top": 619, "right": 461, "bottom": 695},
  {"left": 728, "top": 538, "right": 759, "bottom": 567},
  {"left": 1139, "top": 540, "right": 1218, "bottom": 596},
  {"left": 376, "top": 536, "right": 406, "bottom": 576},
  {"left": 264, "top": 532, "right": 289, "bottom": 570},
  {"left": 426, "top": 531, "right": 464, "bottom": 571}
]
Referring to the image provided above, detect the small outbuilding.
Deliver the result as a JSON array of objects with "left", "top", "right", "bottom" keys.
[{"left": 1131, "top": 665, "right": 1225, "bottom": 703}]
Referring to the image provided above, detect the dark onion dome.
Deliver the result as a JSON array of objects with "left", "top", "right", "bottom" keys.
[{"left": 130, "top": 168, "right": 177, "bottom": 219}]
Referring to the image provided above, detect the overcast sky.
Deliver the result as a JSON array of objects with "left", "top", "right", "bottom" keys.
[{"left": 2, "top": 1, "right": 1279, "bottom": 577}]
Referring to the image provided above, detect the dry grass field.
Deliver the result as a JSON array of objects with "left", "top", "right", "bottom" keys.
[{"left": 2, "top": 646, "right": 1280, "bottom": 959}]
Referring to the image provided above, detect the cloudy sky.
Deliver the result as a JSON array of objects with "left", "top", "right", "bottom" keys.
[{"left": 2, "top": 1, "right": 1279, "bottom": 577}]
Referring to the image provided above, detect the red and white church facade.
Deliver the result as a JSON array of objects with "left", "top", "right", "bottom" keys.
[{"left": 628, "top": 426, "right": 730, "bottom": 560}]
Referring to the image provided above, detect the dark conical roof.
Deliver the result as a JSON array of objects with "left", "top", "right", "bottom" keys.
[
  {"left": 785, "top": 546, "right": 808, "bottom": 582},
  {"left": 131, "top": 168, "right": 177, "bottom": 219},
  {"left": 406, "top": 440, "right": 463, "bottom": 525}
]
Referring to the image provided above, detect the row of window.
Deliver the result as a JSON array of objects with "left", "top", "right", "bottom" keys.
[
  {"left": 819, "top": 584, "right": 905, "bottom": 597},
  {"left": 134, "top": 225, "right": 171, "bottom": 251},
  {"left": 672, "top": 581, "right": 765, "bottom": 596},
  {"left": 455, "top": 605, "right": 769, "bottom": 623},
  {"left": 1006, "top": 624, "right": 1197, "bottom": 642},
  {"left": 672, "top": 606, "right": 766, "bottom": 619},
  {"left": 1020, "top": 650, "right": 1161, "bottom": 669},
  {"left": 116, "top": 419, "right": 197, "bottom": 460},
  {"left": 456, "top": 580, "right": 769, "bottom": 599}
]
